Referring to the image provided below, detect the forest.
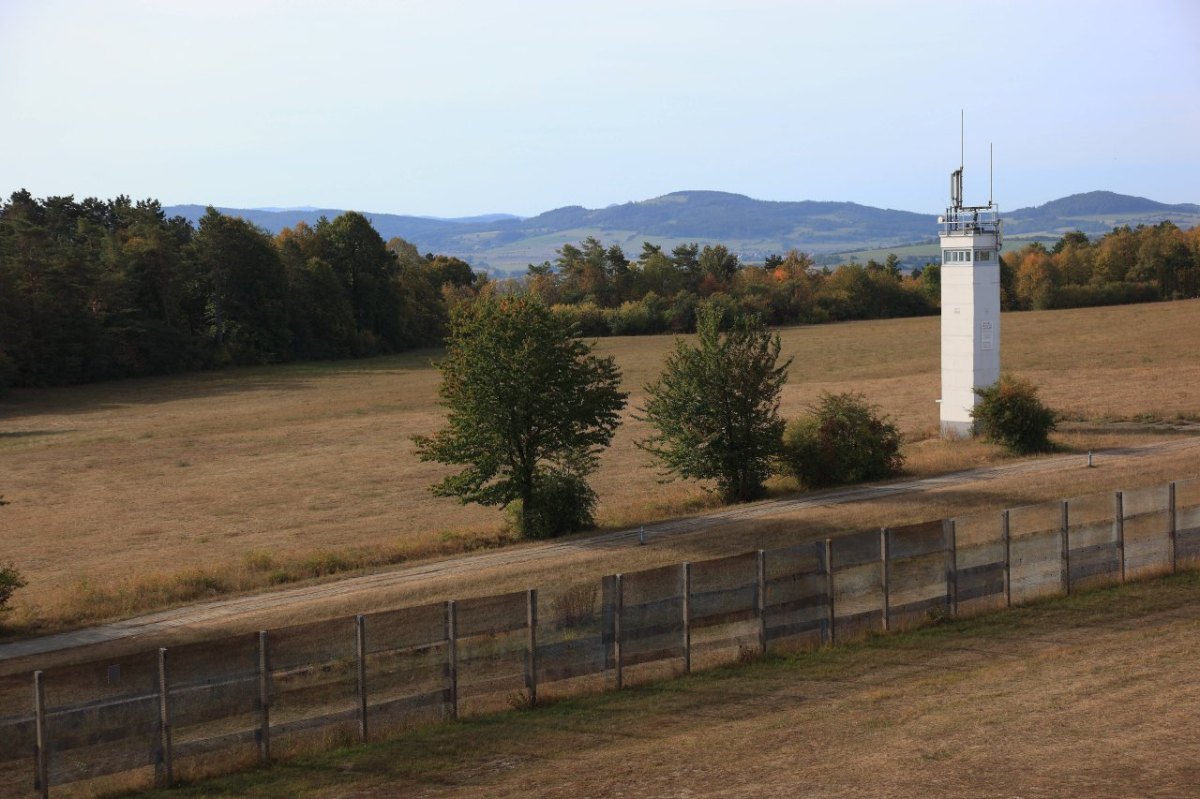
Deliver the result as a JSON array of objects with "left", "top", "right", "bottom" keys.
[{"left": 1, "top": 189, "right": 1198, "bottom": 390}]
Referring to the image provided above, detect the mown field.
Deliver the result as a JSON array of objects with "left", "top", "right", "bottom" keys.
[
  {"left": 1, "top": 300, "right": 1199, "bottom": 632},
  {"left": 119, "top": 572, "right": 1200, "bottom": 799}
]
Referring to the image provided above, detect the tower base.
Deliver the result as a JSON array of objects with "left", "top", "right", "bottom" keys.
[{"left": 940, "top": 419, "right": 975, "bottom": 439}]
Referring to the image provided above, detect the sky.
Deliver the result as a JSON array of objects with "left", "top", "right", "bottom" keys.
[{"left": 2, "top": 0, "right": 1198, "bottom": 218}]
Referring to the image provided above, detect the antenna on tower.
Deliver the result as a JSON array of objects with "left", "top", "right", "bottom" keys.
[
  {"left": 989, "top": 142, "right": 994, "bottom": 207},
  {"left": 949, "top": 110, "right": 965, "bottom": 210},
  {"left": 960, "top": 109, "right": 964, "bottom": 172}
]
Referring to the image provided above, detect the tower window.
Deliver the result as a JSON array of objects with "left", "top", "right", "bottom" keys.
[{"left": 943, "top": 249, "right": 974, "bottom": 263}]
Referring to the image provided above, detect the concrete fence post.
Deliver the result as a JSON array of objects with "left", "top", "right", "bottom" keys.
[
  {"left": 1169, "top": 482, "right": 1178, "bottom": 574},
  {"left": 1061, "top": 500, "right": 1071, "bottom": 595},
  {"left": 880, "top": 528, "right": 891, "bottom": 632},
  {"left": 526, "top": 589, "right": 538, "bottom": 707},
  {"left": 946, "top": 519, "right": 959, "bottom": 616},
  {"left": 682, "top": 563, "right": 692, "bottom": 675},
  {"left": 157, "top": 647, "right": 174, "bottom": 787},
  {"left": 613, "top": 574, "right": 624, "bottom": 689},
  {"left": 445, "top": 601, "right": 458, "bottom": 721},
  {"left": 257, "top": 631, "right": 271, "bottom": 765},
  {"left": 824, "top": 538, "right": 836, "bottom": 646},
  {"left": 757, "top": 550, "right": 768, "bottom": 654},
  {"left": 1002, "top": 510, "right": 1012, "bottom": 607},
  {"left": 33, "top": 670, "right": 48, "bottom": 799},
  {"left": 1115, "top": 491, "right": 1126, "bottom": 583},
  {"left": 355, "top": 615, "right": 368, "bottom": 742}
]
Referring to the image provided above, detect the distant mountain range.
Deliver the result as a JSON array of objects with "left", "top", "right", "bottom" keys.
[{"left": 165, "top": 190, "right": 1200, "bottom": 273}]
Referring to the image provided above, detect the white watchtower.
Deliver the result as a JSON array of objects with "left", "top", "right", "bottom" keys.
[{"left": 939, "top": 154, "right": 1001, "bottom": 438}]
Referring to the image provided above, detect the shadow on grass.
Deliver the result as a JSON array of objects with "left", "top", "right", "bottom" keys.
[{"left": 0, "top": 347, "right": 447, "bottom": 418}]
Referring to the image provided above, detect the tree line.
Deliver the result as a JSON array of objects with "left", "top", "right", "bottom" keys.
[
  {"left": 521, "top": 239, "right": 935, "bottom": 335},
  {"left": 4, "top": 189, "right": 1199, "bottom": 393},
  {"left": 521, "top": 222, "right": 1200, "bottom": 336},
  {"left": 0, "top": 191, "right": 481, "bottom": 390},
  {"left": 981, "top": 221, "right": 1200, "bottom": 311}
]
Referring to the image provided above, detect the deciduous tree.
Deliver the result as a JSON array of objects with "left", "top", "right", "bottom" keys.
[
  {"left": 414, "top": 294, "right": 627, "bottom": 538},
  {"left": 637, "top": 302, "right": 791, "bottom": 503}
]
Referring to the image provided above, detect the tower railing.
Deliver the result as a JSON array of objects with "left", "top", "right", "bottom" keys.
[{"left": 940, "top": 205, "right": 1001, "bottom": 237}]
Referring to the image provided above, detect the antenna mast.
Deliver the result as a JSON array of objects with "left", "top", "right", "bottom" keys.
[{"left": 989, "top": 142, "right": 993, "bottom": 207}]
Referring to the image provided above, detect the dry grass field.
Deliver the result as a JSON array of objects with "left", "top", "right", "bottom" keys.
[
  {"left": 120, "top": 573, "right": 1200, "bottom": 799},
  {"left": 2, "top": 300, "right": 1199, "bottom": 632}
]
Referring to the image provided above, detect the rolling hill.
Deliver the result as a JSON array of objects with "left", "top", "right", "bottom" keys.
[{"left": 165, "top": 189, "right": 1200, "bottom": 273}]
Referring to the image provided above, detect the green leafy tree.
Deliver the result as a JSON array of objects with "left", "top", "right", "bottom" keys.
[
  {"left": 779, "top": 393, "right": 904, "bottom": 488},
  {"left": 698, "top": 243, "right": 740, "bottom": 283},
  {"left": 316, "top": 212, "right": 404, "bottom": 352},
  {"left": 637, "top": 302, "right": 792, "bottom": 502},
  {"left": 0, "top": 563, "right": 23, "bottom": 616},
  {"left": 193, "top": 208, "right": 290, "bottom": 363},
  {"left": 414, "top": 294, "right": 627, "bottom": 538},
  {"left": 0, "top": 492, "right": 22, "bottom": 617},
  {"left": 971, "top": 375, "right": 1057, "bottom": 454}
]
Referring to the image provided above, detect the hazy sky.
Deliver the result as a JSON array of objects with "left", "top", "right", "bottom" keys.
[{"left": 3, "top": 0, "right": 1198, "bottom": 217}]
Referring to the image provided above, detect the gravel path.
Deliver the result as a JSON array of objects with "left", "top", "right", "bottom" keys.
[{"left": 3, "top": 437, "right": 1197, "bottom": 662}]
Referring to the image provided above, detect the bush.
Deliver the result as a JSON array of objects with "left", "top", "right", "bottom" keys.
[
  {"left": 779, "top": 393, "right": 904, "bottom": 488},
  {"left": 971, "top": 375, "right": 1057, "bottom": 454},
  {"left": 505, "top": 471, "right": 597, "bottom": 539},
  {"left": 0, "top": 562, "right": 26, "bottom": 614},
  {"left": 1046, "top": 281, "right": 1159, "bottom": 309},
  {"left": 551, "top": 302, "right": 609, "bottom": 338},
  {"left": 606, "top": 299, "right": 661, "bottom": 336}
]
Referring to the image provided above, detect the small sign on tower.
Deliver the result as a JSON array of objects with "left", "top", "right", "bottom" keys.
[{"left": 939, "top": 118, "right": 1002, "bottom": 438}]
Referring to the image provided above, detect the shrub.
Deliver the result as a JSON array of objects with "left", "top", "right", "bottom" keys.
[
  {"left": 606, "top": 299, "right": 661, "bottom": 336},
  {"left": 780, "top": 393, "right": 904, "bottom": 488},
  {"left": 971, "top": 375, "right": 1057, "bottom": 454},
  {"left": 551, "top": 302, "right": 609, "bottom": 337},
  {"left": 504, "top": 471, "right": 597, "bottom": 539},
  {"left": 0, "top": 562, "right": 27, "bottom": 614}
]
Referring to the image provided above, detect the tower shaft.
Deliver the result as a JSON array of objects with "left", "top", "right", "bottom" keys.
[{"left": 939, "top": 199, "right": 1001, "bottom": 437}]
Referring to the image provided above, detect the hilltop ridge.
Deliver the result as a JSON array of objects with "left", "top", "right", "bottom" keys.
[{"left": 165, "top": 189, "right": 1200, "bottom": 272}]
